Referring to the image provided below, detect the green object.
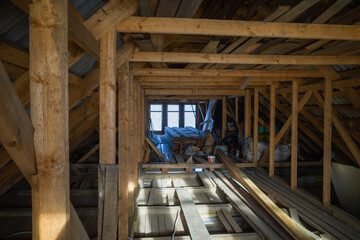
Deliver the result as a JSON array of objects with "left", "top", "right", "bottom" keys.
[{"left": 258, "top": 125, "right": 280, "bottom": 133}]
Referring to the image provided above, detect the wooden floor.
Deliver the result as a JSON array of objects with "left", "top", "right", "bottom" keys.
[{"left": 133, "top": 168, "right": 360, "bottom": 240}]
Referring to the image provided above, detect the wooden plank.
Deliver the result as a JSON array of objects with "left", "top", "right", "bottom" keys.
[
  {"left": 176, "top": 189, "right": 211, "bottom": 240},
  {"left": 29, "top": 0, "right": 70, "bottom": 239},
  {"left": 312, "top": 0, "right": 352, "bottom": 24},
  {"left": 253, "top": 88, "right": 259, "bottom": 164},
  {"left": 0, "top": 41, "right": 29, "bottom": 68},
  {"left": 198, "top": 172, "right": 215, "bottom": 188},
  {"left": 211, "top": 173, "right": 281, "bottom": 239},
  {"left": 221, "top": 208, "right": 243, "bottom": 233},
  {"left": 222, "top": 96, "right": 227, "bottom": 140},
  {"left": 269, "top": 85, "right": 276, "bottom": 177},
  {"left": 217, "top": 210, "right": 234, "bottom": 233},
  {"left": 291, "top": 80, "right": 298, "bottom": 189},
  {"left": 130, "top": 52, "right": 360, "bottom": 65},
  {"left": 244, "top": 90, "right": 251, "bottom": 139},
  {"left": 100, "top": 30, "right": 117, "bottom": 165},
  {"left": 145, "top": 137, "right": 165, "bottom": 159},
  {"left": 133, "top": 233, "right": 260, "bottom": 239},
  {"left": 216, "top": 151, "right": 314, "bottom": 240},
  {"left": 117, "top": 16, "right": 360, "bottom": 41},
  {"left": 134, "top": 68, "right": 324, "bottom": 78}
]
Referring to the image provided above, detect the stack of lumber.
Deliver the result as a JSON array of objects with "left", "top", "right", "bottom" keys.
[
  {"left": 243, "top": 168, "right": 360, "bottom": 240},
  {"left": 164, "top": 127, "right": 206, "bottom": 152}
]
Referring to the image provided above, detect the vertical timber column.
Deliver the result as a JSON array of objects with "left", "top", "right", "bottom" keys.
[
  {"left": 253, "top": 88, "right": 259, "bottom": 164},
  {"left": 291, "top": 80, "right": 298, "bottom": 189},
  {"left": 128, "top": 71, "right": 135, "bottom": 224},
  {"left": 269, "top": 85, "right": 276, "bottom": 177},
  {"left": 222, "top": 96, "right": 227, "bottom": 140},
  {"left": 244, "top": 90, "right": 251, "bottom": 139},
  {"left": 98, "top": 29, "right": 117, "bottom": 240},
  {"left": 99, "top": 29, "right": 116, "bottom": 165},
  {"left": 118, "top": 62, "right": 130, "bottom": 239},
  {"left": 323, "top": 77, "right": 332, "bottom": 205},
  {"left": 30, "top": 1, "right": 70, "bottom": 239}
]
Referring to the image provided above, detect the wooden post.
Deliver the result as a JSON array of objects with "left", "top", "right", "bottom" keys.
[
  {"left": 222, "top": 96, "right": 227, "bottom": 140},
  {"left": 235, "top": 97, "right": 238, "bottom": 123},
  {"left": 245, "top": 90, "right": 251, "bottom": 139},
  {"left": 99, "top": 29, "right": 116, "bottom": 165},
  {"left": 128, "top": 71, "right": 135, "bottom": 222},
  {"left": 30, "top": 1, "right": 70, "bottom": 239},
  {"left": 253, "top": 88, "right": 259, "bottom": 164},
  {"left": 323, "top": 77, "right": 332, "bottom": 205},
  {"left": 98, "top": 29, "right": 117, "bottom": 239},
  {"left": 291, "top": 80, "right": 298, "bottom": 189},
  {"left": 269, "top": 85, "right": 276, "bottom": 177},
  {"left": 118, "top": 62, "right": 130, "bottom": 239}
]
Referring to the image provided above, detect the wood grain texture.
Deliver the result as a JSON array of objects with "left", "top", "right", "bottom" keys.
[
  {"left": 100, "top": 30, "right": 116, "bottom": 165},
  {"left": 29, "top": 0, "right": 70, "bottom": 239}
]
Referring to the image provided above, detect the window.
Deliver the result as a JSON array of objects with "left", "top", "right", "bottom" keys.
[
  {"left": 184, "top": 104, "right": 196, "bottom": 128},
  {"left": 167, "top": 104, "right": 179, "bottom": 128},
  {"left": 150, "top": 104, "right": 162, "bottom": 131}
]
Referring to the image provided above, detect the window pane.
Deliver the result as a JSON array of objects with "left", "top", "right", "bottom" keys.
[
  {"left": 168, "top": 104, "right": 179, "bottom": 111},
  {"left": 168, "top": 112, "right": 179, "bottom": 127},
  {"left": 150, "top": 112, "right": 162, "bottom": 131},
  {"left": 185, "top": 112, "right": 196, "bottom": 128},
  {"left": 185, "top": 104, "right": 196, "bottom": 111},
  {"left": 150, "top": 104, "right": 162, "bottom": 111}
]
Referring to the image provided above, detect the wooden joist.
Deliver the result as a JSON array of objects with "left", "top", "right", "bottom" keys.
[
  {"left": 144, "top": 89, "right": 246, "bottom": 96},
  {"left": 117, "top": 16, "right": 360, "bottom": 41},
  {"left": 216, "top": 150, "right": 314, "bottom": 240},
  {"left": 134, "top": 68, "right": 324, "bottom": 78},
  {"left": 130, "top": 52, "right": 360, "bottom": 65}
]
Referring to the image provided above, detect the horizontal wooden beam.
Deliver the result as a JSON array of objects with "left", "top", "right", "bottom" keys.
[
  {"left": 142, "top": 161, "right": 322, "bottom": 169},
  {"left": 117, "top": 16, "right": 360, "bottom": 41},
  {"left": 146, "top": 95, "right": 222, "bottom": 100},
  {"left": 134, "top": 68, "right": 324, "bottom": 78},
  {"left": 144, "top": 88, "right": 246, "bottom": 96},
  {"left": 130, "top": 52, "right": 360, "bottom": 65}
]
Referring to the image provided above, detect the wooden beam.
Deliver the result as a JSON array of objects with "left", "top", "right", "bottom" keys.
[
  {"left": 176, "top": 189, "right": 211, "bottom": 240},
  {"left": 244, "top": 90, "right": 251, "bottom": 139},
  {"left": 253, "top": 88, "right": 259, "bottom": 164},
  {"left": 216, "top": 150, "right": 314, "bottom": 240},
  {"left": 134, "top": 68, "right": 324, "bottom": 78},
  {"left": 0, "top": 61, "right": 36, "bottom": 179},
  {"left": 269, "top": 85, "right": 276, "bottom": 177},
  {"left": 68, "top": 6, "right": 100, "bottom": 60},
  {"left": 118, "top": 62, "right": 130, "bottom": 239},
  {"left": 222, "top": 96, "right": 227, "bottom": 140},
  {"left": 130, "top": 52, "right": 360, "bottom": 65},
  {"left": 99, "top": 30, "right": 117, "bottom": 165},
  {"left": 30, "top": 0, "right": 70, "bottom": 239},
  {"left": 0, "top": 41, "right": 29, "bottom": 69},
  {"left": 117, "top": 16, "right": 360, "bottom": 41},
  {"left": 85, "top": 0, "right": 139, "bottom": 40},
  {"left": 291, "top": 80, "right": 298, "bottom": 189},
  {"left": 323, "top": 77, "right": 332, "bottom": 206},
  {"left": 144, "top": 89, "right": 246, "bottom": 96}
]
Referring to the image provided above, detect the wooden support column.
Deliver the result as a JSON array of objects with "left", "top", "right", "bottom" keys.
[
  {"left": 222, "top": 96, "right": 227, "bottom": 140},
  {"left": 30, "top": 1, "right": 70, "bottom": 239},
  {"left": 269, "top": 85, "right": 276, "bottom": 177},
  {"left": 118, "top": 62, "right": 130, "bottom": 239},
  {"left": 127, "top": 71, "right": 135, "bottom": 224},
  {"left": 244, "top": 90, "right": 251, "bottom": 139},
  {"left": 323, "top": 76, "right": 332, "bottom": 206},
  {"left": 291, "top": 80, "right": 298, "bottom": 189},
  {"left": 235, "top": 97, "right": 238, "bottom": 123},
  {"left": 98, "top": 29, "right": 117, "bottom": 239},
  {"left": 99, "top": 29, "right": 116, "bottom": 165},
  {"left": 253, "top": 88, "right": 259, "bottom": 164}
]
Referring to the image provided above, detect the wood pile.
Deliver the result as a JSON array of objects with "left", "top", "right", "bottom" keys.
[{"left": 164, "top": 127, "right": 206, "bottom": 152}]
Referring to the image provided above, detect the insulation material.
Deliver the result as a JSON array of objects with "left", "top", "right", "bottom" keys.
[
  {"left": 243, "top": 138, "right": 290, "bottom": 162},
  {"left": 331, "top": 163, "right": 360, "bottom": 218}
]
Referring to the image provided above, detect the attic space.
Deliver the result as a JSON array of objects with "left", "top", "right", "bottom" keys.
[{"left": 0, "top": 0, "right": 360, "bottom": 239}]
